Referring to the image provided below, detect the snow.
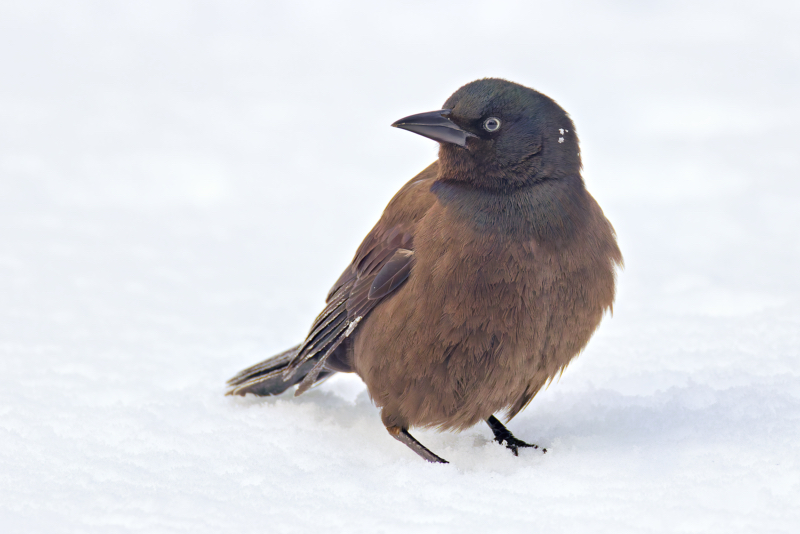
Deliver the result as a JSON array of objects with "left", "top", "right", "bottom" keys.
[{"left": 1, "top": 1, "right": 799, "bottom": 532}]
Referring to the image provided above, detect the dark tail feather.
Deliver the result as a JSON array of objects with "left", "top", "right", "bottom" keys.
[{"left": 226, "top": 345, "right": 335, "bottom": 396}]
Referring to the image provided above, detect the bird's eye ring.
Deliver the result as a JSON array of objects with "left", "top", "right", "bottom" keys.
[{"left": 483, "top": 117, "right": 501, "bottom": 132}]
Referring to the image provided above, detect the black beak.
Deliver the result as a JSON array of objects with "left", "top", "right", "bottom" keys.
[{"left": 391, "top": 109, "right": 476, "bottom": 147}]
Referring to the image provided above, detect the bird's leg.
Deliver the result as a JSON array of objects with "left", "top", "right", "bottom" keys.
[
  {"left": 486, "top": 415, "right": 546, "bottom": 456},
  {"left": 387, "top": 426, "right": 449, "bottom": 464}
]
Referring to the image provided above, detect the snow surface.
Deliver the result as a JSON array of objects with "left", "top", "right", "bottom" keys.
[{"left": 2, "top": 1, "right": 799, "bottom": 532}]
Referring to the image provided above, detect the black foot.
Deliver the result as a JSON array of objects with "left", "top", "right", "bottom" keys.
[
  {"left": 388, "top": 426, "right": 449, "bottom": 464},
  {"left": 486, "top": 415, "right": 546, "bottom": 456}
]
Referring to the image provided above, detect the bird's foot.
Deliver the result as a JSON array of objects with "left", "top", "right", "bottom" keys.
[
  {"left": 387, "top": 426, "right": 449, "bottom": 464},
  {"left": 486, "top": 415, "right": 547, "bottom": 456}
]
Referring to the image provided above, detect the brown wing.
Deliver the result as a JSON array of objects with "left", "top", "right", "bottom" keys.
[{"left": 286, "top": 163, "right": 439, "bottom": 395}]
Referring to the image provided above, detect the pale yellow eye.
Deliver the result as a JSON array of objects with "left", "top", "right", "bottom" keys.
[{"left": 483, "top": 117, "right": 501, "bottom": 132}]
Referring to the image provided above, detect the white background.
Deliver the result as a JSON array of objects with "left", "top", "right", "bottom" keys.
[{"left": 1, "top": 1, "right": 798, "bottom": 532}]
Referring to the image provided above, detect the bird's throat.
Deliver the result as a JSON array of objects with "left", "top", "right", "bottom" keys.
[{"left": 430, "top": 175, "right": 589, "bottom": 244}]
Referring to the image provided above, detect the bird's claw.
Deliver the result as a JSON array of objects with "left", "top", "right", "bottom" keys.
[
  {"left": 486, "top": 415, "right": 546, "bottom": 456},
  {"left": 497, "top": 435, "right": 540, "bottom": 456}
]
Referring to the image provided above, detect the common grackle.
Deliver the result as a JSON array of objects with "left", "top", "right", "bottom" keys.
[{"left": 227, "top": 78, "right": 623, "bottom": 464}]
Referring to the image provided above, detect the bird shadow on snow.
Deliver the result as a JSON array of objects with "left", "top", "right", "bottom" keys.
[
  {"left": 513, "top": 378, "right": 796, "bottom": 457},
  {"left": 222, "top": 371, "right": 794, "bottom": 469}
]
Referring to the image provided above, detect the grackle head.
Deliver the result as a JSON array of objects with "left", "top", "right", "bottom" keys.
[{"left": 393, "top": 78, "right": 581, "bottom": 190}]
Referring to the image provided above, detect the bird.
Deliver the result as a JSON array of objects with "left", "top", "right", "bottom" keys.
[{"left": 227, "top": 78, "right": 622, "bottom": 463}]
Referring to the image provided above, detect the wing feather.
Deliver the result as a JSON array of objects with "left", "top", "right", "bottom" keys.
[{"left": 284, "top": 163, "right": 439, "bottom": 394}]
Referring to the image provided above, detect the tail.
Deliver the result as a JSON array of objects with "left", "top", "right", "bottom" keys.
[{"left": 226, "top": 345, "right": 336, "bottom": 397}]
